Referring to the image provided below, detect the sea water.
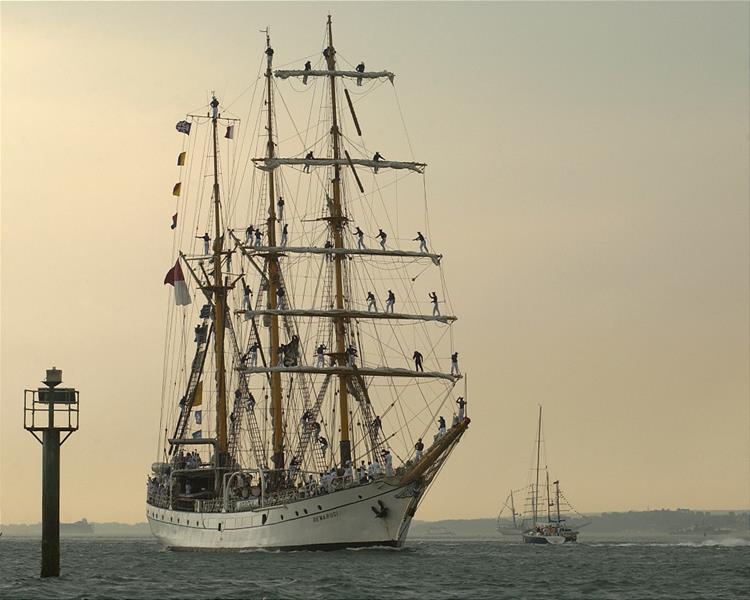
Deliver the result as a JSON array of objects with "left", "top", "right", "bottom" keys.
[{"left": 1, "top": 537, "right": 748, "bottom": 599}]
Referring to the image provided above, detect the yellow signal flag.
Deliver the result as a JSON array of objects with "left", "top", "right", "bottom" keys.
[
  {"left": 193, "top": 381, "right": 203, "bottom": 407},
  {"left": 177, "top": 151, "right": 186, "bottom": 166},
  {"left": 172, "top": 182, "right": 181, "bottom": 197}
]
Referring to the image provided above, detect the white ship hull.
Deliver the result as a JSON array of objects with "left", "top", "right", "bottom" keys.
[{"left": 147, "top": 479, "right": 419, "bottom": 550}]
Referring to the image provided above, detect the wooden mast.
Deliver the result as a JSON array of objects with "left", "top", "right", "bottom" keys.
[
  {"left": 209, "top": 94, "right": 228, "bottom": 460},
  {"left": 263, "top": 31, "right": 285, "bottom": 471},
  {"left": 533, "top": 405, "right": 542, "bottom": 525},
  {"left": 545, "top": 469, "right": 552, "bottom": 523},
  {"left": 324, "top": 15, "right": 351, "bottom": 468}
]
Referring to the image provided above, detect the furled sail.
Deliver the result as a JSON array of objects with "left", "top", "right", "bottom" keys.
[
  {"left": 274, "top": 69, "right": 395, "bottom": 83},
  {"left": 252, "top": 157, "right": 426, "bottom": 174}
]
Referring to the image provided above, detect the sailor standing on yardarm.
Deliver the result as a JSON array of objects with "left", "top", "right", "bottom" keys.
[
  {"left": 429, "top": 291, "right": 440, "bottom": 316},
  {"left": 376, "top": 228, "right": 387, "bottom": 250}
]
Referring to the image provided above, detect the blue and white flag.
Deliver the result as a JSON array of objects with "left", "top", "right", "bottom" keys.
[
  {"left": 194, "top": 410, "right": 202, "bottom": 425},
  {"left": 176, "top": 120, "right": 192, "bottom": 135},
  {"left": 192, "top": 430, "right": 202, "bottom": 439}
]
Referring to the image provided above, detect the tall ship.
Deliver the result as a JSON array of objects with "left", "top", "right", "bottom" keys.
[
  {"left": 497, "top": 407, "right": 583, "bottom": 544},
  {"left": 146, "top": 17, "right": 469, "bottom": 550}
]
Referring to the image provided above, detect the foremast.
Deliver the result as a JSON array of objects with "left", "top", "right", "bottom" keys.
[
  {"left": 209, "top": 95, "right": 229, "bottom": 461},
  {"left": 262, "top": 31, "right": 285, "bottom": 471},
  {"left": 532, "top": 405, "right": 542, "bottom": 525},
  {"left": 324, "top": 15, "right": 352, "bottom": 468}
]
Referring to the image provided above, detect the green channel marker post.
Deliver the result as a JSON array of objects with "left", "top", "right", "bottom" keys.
[{"left": 24, "top": 368, "right": 80, "bottom": 578}]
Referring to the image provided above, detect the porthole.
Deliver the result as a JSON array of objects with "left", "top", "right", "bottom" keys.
[
  {"left": 303, "top": 509, "right": 308, "bottom": 514},
  {"left": 317, "top": 505, "right": 322, "bottom": 511},
  {"left": 358, "top": 495, "right": 362, "bottom": 499},
  {"left": 295, "top": 511, "right": 299, "bottom": 516},
  {"left": 218, "top": 523, "right": 222, "bottom": 532},
  {"left": 262, "top": 514, "right": 268, "bottom": 525},
  {"left": 280, "top": 515, "right": 284, "bottom": 520}
]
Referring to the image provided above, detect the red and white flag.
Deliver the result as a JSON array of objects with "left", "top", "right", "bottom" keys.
[{"left": 163, "top": 259, "right": 191, "bottom": 306}]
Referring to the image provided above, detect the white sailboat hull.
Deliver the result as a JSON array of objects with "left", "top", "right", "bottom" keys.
[{"left": 146, "top": 480, "right": 418, "bottom": 550}]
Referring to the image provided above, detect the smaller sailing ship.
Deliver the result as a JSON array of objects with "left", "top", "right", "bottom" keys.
[{"left": 497, "top": 407, "right": 584, "bottom": 544}]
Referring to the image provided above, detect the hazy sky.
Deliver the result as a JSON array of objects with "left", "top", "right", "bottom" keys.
[{"left": 2, "top": 1, "right": 748, "bottom": 524}]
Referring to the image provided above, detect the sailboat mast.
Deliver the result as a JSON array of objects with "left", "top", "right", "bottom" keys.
[
  {"left": 263, "top": 31, "right": 285, "bottom": 471},
  {"left": 209, "top": 94, "right": 228, "bottom": 459},
  {"left": 324, "top": 14, "right": 351, "bottom": 468},
  {"left": 555, "top": 480, "right": 561, "bottom": 524},
  {"left": 545, "top": 469, "right": 551, "bottom": 523},
  {"left": 510, "top": 490, "right": 516, "bottom": 528},
  {"left": 533, "top": 405, "right": 542, "bottom": 525}
]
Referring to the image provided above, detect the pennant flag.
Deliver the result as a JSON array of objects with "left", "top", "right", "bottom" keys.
[
  {"left": 194, "top": 410, "right": 202, "bottom": 425},
  {"left": 176, "top": 120, "right": 191, "bottom": 135},
  {"left": 192, "top": 430, "right": 202, "bottom": 439},
  {"left": 172, "top": 182, "right": 181, "bottom": 197},
  {"left": 170, "top": 213, "right": 178, "bottom": 230},
  {"left": 177, "top": 151, "right": 186, "bottom": 166},
  {"left": 224, "top": 125, "right": 234, "bottom": 140},
  {"left": 163, "top": 259, "right": 191, "bottom": 306},
  {"left": 193, "top": 382, "right": 203, "bottom": 407}
]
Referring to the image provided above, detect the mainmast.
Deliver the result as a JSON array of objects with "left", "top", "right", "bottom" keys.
[
  {"left": 324, "top": 15, "right": 351, "bottom": 467},
  {"left": 209, "top": 94, "right": 228, "bottom": 460},
  {"left": 263, "top": 31, "right": 285, "bottom": 471},
  {"left": 545, "top": 469, "right": 551, "bottom": 523},
  {"left": 533, "top": 405, "right": 542, "bottom": 525},
  {"left": 554, "top": 480, "right": 561, "bottom": 524}
]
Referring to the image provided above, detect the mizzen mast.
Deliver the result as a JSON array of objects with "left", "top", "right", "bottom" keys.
[
  {"left": 263, "top": 30, "right": 285, "bottom": 471},
  {"left": 324, "top": 15, "right": 352, "bottom": 468},
  {"left": 209, "top": 94, "right": 229, "bottom": 461},
  {"left": 533, "top": 405, "right": 542, "bottom": 525}
]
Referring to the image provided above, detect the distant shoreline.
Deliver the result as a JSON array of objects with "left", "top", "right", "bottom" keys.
[{"left": 2, "top": 509, "right": 748, "bottom": 539}]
